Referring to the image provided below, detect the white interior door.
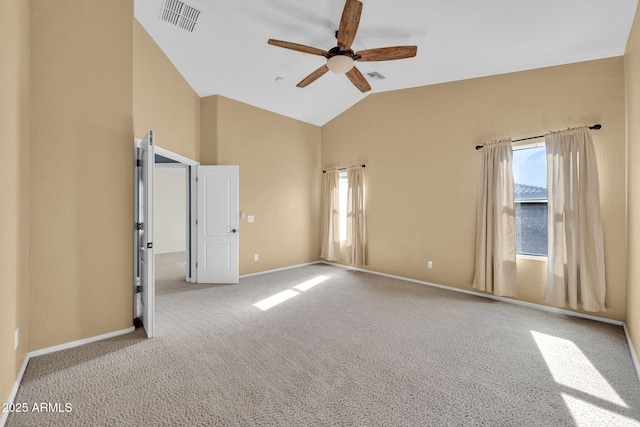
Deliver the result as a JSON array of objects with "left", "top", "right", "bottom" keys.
[
  {"left": 138, "top": 131, "right": 155, "bottom": 338},
  {"left": 196, "top": 165, "right": 239, "bottom": 283}
]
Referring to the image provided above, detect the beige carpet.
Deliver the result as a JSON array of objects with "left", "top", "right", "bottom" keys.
[{"left": 7, "top": 254, "right": 640, "bottom": 426}]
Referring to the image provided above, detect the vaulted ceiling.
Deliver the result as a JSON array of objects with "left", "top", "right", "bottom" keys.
[{"left": 135, "top": 0, "right": 638, "bottom": 126}]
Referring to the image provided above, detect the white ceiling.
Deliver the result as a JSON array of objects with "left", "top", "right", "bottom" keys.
[{"left": 135, "top": 0, "right": 638, "bottom": 126}]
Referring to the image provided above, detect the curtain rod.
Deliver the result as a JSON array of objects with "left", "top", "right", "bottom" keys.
[
  {"left": 474, "top": 124, "right": 602, "bottom": 150},
  {"left": 322, "top": 164, "right": 366, "bottom": 173}
]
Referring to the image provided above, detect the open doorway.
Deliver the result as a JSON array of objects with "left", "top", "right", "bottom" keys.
[
  {"left": 152, "top": 146, "right": 199, "bottom": 319},
  {"left": 154, "top": 157, "right": 188, "bottom": 291}
]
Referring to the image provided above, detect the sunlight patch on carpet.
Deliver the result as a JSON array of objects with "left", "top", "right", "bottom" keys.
[
  {"left": 531, "top": 330, "right": 627, "bottom": 408},
  {"left": 561, "top": 393, "right": 640, "bottom": 426},
  {"left": 254, "top": 289, "right": 300, "bottom": 311},
  {"left": 294, "top": 275, "right": 330, "bottom": 291}
]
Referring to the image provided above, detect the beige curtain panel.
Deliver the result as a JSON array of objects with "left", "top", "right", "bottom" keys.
[
  {"left": 345, "top": 166, "right": 366, "bottom": 266},
  {"left": 320, "top": 169, "right": 340, "bottom": 261},
  {"left": 545, "top": 127, "right": 606, "bottom": 312},
  {"left": 473, "top": 138, "right": 517, "bottom": 297}
]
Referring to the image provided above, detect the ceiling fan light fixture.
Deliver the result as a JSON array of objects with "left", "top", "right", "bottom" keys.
[
  {"left": 327, "top": 55, "right": 354, "bottom": 74},
  {"left": 267, "top": 0, "right": 415, "bottom": 92}
]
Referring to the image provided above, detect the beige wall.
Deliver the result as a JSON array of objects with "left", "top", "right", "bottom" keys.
[
  {"left": 322, "top": 57, "right": 627, "bottom": 321},
  {"left": 200, "top": 96, "right": 218, "bottom": 165},
  {"left": 134, "top": 21, "right": 200, "bottom": 161},
  {"left": 29, "top": 0, "right": 134, "bottom": 350},
  {"left": 0, "top": 0, "right": 30, "bottom": 407},
  {"left": 625, "top": 7, "right": 640, "bottom": 361},
  {"left": 202, "top": 96, "right": 322, "bottom": 275}
]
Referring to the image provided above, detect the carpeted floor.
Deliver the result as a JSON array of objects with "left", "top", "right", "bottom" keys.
[{"left": 7, "top": 253, "right": 640, "bottom": 426}]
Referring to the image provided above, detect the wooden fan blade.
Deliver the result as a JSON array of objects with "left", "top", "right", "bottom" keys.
[
  {"left": 346, "top": 67, "right": 371, "bottom": 93},
  {"left": 268, "top": 39, "right": 328, "bottom": 57},
  {"left": 356, "top": 46, "right": 418, "bottom": 62},
  {"left": 337, "top": 0, "right": 363, "bottom": 50},
  {"left": 297, "top": 65, "right": 330, "bottom": 88}
]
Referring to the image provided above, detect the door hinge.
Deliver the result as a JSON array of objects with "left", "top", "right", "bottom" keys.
[
  {"left": 196, "top": 219, "right": 198, "bottom": 225},
  {"left": 196, "top": 177, "right": 198, "bottom": 182},
  {"left": 136, "top": 222, "right": 144, "bottom": 230},
  {"left": 136, "top": 159, "right": 142, "bottom": 167},
  {"left": 196, "top": 262, "right": 198, "bottom": 268},
  {"left": 136, "top": 285, "right": 142, "bottom": 293}
]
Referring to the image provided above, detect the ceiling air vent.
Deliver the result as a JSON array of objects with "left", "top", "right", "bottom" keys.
[
  {"left": 366, "top": 72, "right": 386, "bottom": 81},
  {"left": 160, "top": 0, "right": 201, "bottom": 33}
]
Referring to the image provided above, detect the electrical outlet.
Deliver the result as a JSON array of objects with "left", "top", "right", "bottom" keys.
[
  {"left": 15, "top": 328, "right": 19, "bottom": 350},
  {"left": 248, "top": 215, "right": 255, "bottom": 223},
  {"left": 254, "top": 254, "right": 259, "bottom": 261},
  {"left": 428, "top": 261, "right": 433, "bottom": 269}
]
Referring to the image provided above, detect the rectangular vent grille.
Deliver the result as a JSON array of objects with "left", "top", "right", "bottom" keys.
[
  {"left": 366, "top": 71, "right": 386, "bottom": 81},
  {"left": 161, "top": 0, "right": 201, "bottom": 32}
]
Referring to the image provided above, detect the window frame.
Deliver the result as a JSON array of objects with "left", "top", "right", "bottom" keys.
[{"left": 513, "top": 139, "right": 548, "bottom": 258}]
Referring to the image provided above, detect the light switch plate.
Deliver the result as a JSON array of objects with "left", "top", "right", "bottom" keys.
[{"left": 248, "top": 215, "right": 255, "bottom": 223}]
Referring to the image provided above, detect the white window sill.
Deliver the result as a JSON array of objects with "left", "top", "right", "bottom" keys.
[{"left": 516, "top": 254, "right": 548, "bottom": 261}]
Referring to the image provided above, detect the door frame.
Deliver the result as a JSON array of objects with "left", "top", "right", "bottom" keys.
[{"left": 133, "top": 140, "right": 200, "bottom": 321}]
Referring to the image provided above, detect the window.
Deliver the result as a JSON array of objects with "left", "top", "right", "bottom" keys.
[
  {"left": 338, "top": 171, "right": 348, "bottom": 241},
  {"left": 513, "top": 144, "right": 547, "bottom": 256}
]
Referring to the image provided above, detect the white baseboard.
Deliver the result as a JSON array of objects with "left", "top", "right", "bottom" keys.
[
  {"left": 28, "top": 327, "right": 135, "bottom": 358},
  {"left": 623, "top": 323, "right": 640, "bottom": 385},
  {"left": 0, "top": 355, "right": 30, "bottom": 427},
  {"left": 239, "top": 261, "right": 322, "bottom": 279},
  {"left": 321, "top": 261, "right": 624, "bottom": 326},
  {"left": 0, "top": 326, "right": 135, "bottom": 427}
]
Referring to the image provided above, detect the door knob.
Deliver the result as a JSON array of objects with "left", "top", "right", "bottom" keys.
[{"left": 231, "top": 229, "right": 237, "bottom": 233}]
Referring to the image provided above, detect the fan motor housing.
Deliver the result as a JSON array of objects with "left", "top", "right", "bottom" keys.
[{"left": 327, "top": 47, "right": 357, "bottom": 73}]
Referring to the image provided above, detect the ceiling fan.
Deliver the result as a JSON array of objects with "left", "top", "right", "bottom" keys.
[{"left": 267, "top": 0, "right": 417, "bottom": 93}]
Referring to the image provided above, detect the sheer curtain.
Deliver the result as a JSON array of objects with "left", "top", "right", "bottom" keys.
[
  {"left": 473, "top": 139, "right": 517, "bottom": 297},
  {"left": 321, "top": 170, "right": 340, "bottom": 261},
  {"left": 345, "top": 166, "right": 365, "bottom": 266},
  {"left": 545, "top": 127, "right": 606, "bottom": 312}
]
